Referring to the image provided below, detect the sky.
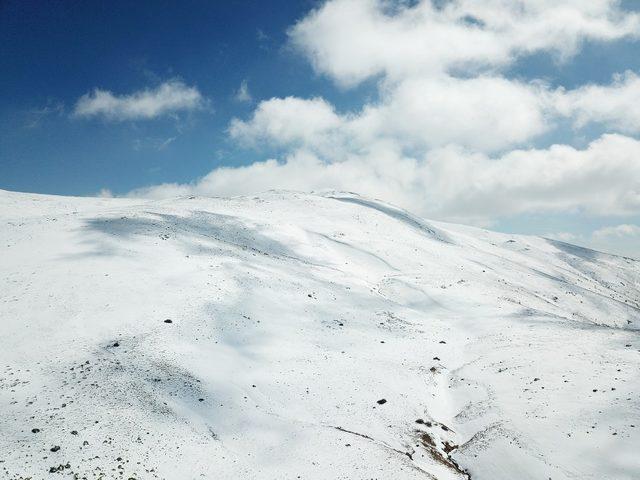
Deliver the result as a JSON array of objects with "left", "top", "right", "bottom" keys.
[{"left": 2, "top": 0, "right": 640, "bottom": 259}]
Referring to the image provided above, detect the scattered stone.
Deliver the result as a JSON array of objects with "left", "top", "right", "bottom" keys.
[
  {"left": 71, "top": 430, "right": 78, "bottom": 435},
  {"left": 198, "top": 398, "right": 204, "bottom": 402},
  {"left": 415, "top": 419, "right": 425, "bottom": 424},
  {"left": 50, "top": 446, "right": 60, "bottom": 452},
  {"left": 376, "top": 398, "right": 387, "bottom": 405},
  {"left": 164, "top": 319, "right": 173, "bottom": 324},
  {"left": 112, "top": 342, "right": 120, "bottom": 348},
  {"left": 430, "top": 366, "right": 437, "bottom": 373}
]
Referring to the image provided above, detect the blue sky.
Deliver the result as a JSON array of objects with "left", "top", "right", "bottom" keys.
[
  {"left": 2, "top": 0, "right": 640, "bottom": 257},
  {"left": 1, "top": 0, "right": 319, "bottom": 195}
]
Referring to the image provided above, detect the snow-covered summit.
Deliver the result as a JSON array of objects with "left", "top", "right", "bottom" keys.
[{"left": 1, "top": 189, "right": 638, "bottom": 479}]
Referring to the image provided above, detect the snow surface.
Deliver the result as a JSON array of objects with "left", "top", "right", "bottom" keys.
[{"left": 0, "top": 189, "right": 638, "bottom": 480}]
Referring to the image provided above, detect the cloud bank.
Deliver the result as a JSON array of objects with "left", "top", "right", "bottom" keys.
[{"left": 132, "top": 1, "right": 640, "bottom": 237}]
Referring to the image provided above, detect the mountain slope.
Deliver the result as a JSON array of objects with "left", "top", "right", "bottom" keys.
[{"left": 1, "top": 189, "right": 638, "bottom": 479}]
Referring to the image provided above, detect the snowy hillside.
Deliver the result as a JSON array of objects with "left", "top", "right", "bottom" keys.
[{"left": 1, "top": 189, "right": 638, "bottom": 480}]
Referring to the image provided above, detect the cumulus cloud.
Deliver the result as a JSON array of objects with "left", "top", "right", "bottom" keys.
[
  {"left": 227, "top": 78, "right": 553, "bottom": 154},
  {"left": 228, "top": 72, "right": 640, "bottom": 154},
  {"left": 130, "top": 0, "right": 640, "bottom": 245},
  {"left": 555, "top": 71, "right": 640, "bottom": 133},
  {"left": 289, "top": 0, "right": 640, "bottom": 86},
  {"left": 229, "top": 96, "right": 344, "bottom": 149},
  {"left": 73, "top": 80, "right": 205, "bottom": 121}
]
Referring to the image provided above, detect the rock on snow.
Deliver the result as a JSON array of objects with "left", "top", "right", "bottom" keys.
[{"left": 0, "top": 189, "right": 638, "bottom": 479}]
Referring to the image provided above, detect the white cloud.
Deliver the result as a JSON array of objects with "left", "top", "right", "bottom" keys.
[
  {"left": 544, "top": 225, "right": 640, "bottom": 259},
  {"left": 228, "top": 72, "right": 640, "bottom": 153},
  {"left": 132, "top": 134, "right": 640, "bottom": 225},
  {"left": 589, "top": 223, "right": 640, "bottom": 258},
  {"left": 545, "top": 232, "right": 579, "bottom": 243},
  {"left": 234, "top": 80, "right": 252, "bottom": 103},
  {"left": 352, "top": 75, "right": 553, "bottom": 151},
  {"left": 73, "top": 80, "right": 205, "bottom": 121},
  {"left": 130, "top": 1, "right": 640, "bottom": 240},
  {"left": 228, "top": 77, "right": 554, "bottom": 154},
  {"left": 132, "top": 136, "right": 177, "bottom": 151},
  {"left": 229, "top": 96, "right": 344, "bottom": 149},
  {"left": 97, "top": 188, "right": 114, "bottom": 198},
  {"left": 290, "top": 0, "right": 639, "bottom": 87},
  {"left": 592, "top": 223, "right": 640, "bottom": 239},
  {"left": 280, "top": 1, "right": 640, "bottom": 151},
  {"left": 555, "top": 71, "right": 640, "bottom": 133}
]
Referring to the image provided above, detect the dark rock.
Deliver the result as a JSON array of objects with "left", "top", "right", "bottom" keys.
[
  {"left": 31, "top": 428, "right": 40, "bottom": 433},
  {"left": 70, "top": 430, "right": 78, "bottom": 435},
  {"left": 164, "top": 319, "right": 172, "bottom": 324},
  {"left": 376, "top": 398, "right": 387, "bottom": 405},
  {"left": 50, "top": 446, "right": 60, "bottom": 452}
]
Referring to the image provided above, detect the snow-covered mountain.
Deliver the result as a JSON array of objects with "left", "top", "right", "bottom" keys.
[{"left": 1, "top": 189, "right": 638, "bottom": 480}]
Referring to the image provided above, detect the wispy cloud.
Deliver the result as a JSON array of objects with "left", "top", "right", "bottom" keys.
[
  {"left": 24, "top": 100, "right": 65, "bottom": 128},
  {"left": 132, "top": 136, "right": 178, "bottom": 151},
  {"left": 592, "top": 224, "right": 640, "bottom": 239},
  {"left": 73, "top": 80, "right": 205, "bottom": 121},
  {"left": 547, "top": 223, "right": 640, "bottom": 259},
  {"left": 234, "top": 80, "right": 252, "bottom": 103}
]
